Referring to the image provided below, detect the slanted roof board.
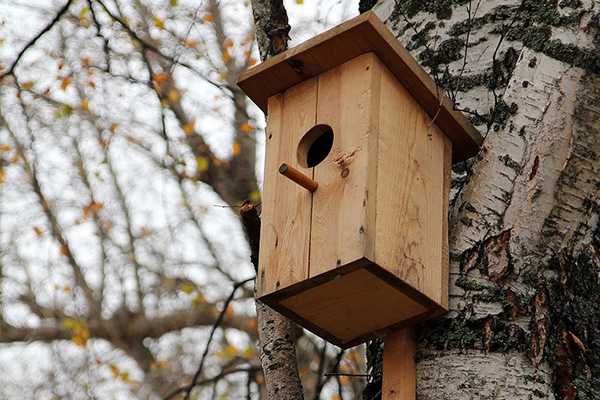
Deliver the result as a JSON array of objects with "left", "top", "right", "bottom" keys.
[{"left": 237, "top": 12, "right": 483, "bottom": 162}]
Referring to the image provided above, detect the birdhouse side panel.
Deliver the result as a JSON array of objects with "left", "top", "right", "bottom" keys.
[
  {"left": 374, "top": 64, "right": 451, "bottom": 307},
  {"left": 309, "top": 53, "right": 380, "bottom": 278},
  {"left": 257, "top": 79, "right": 318, "bottom": 297}
]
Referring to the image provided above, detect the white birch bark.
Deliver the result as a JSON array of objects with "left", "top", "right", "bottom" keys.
[{"left": 366, "top": 1, "right": 600, "bottom": 398}]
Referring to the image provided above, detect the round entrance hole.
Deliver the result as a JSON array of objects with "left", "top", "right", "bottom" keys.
[{"left": 297, "top": 124, "right": 334, "bottom": 168}]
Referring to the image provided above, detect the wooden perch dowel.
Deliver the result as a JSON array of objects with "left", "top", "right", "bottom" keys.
[{"left": 279, "top": 163, "right": 318, "bottom": 192}]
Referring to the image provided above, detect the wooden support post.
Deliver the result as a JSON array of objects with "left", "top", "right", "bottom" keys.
[
  {"left": 382, "top": 327, "right": 416, "bottom": 400},
  {"left": 279, "top": 163, "right": 319, "bottom": 192}
]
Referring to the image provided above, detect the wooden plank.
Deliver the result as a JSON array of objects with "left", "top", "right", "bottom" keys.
[
  {"left": 237, "top": 11, "right": 482, "bottom": 162},
  {"left": 257, "top": 79, "right": 317, "bottom": 296},
  {"left": 309, "top": 53, "right": 377, "bottom": 277},
  {"left": 279, "top": 266, "right": 427, "bottom": 345},
  {"left": 374, "top": 62, "right": 448, "bottom": 306},
  {"left": 382, "top": 328, "right": 416, "bottom": 400}
]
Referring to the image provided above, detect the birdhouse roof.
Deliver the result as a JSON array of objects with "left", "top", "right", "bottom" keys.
[{"left": 237, "top": 12, "right": 483, "bottom": 162}]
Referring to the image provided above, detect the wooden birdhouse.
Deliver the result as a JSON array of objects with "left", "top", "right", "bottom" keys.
[{"left": 238, "top": 12, "right": 482, "bottom": 348}]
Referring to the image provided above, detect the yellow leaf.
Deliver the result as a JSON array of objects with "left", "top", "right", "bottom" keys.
[
  {"left": 180, "top": 282, "right": 195, "bottom": 294},
  {"left": 191, "top": 292, "right": 205, "bottom": 306},
  {"left": 242, "top": 346, "right": 255, "bottom": 359},
  {"left": 60, "top": 76, "right": 72, "bottom": 91},
  {"left": 62, "top": 318, "right": 78, "bottom": 329},
  {"left": 296, "top": 0, "right": 304, "bottom": 4},
  {"left": 224, "top": 344, "right": 238, "bottom": 358},
  {"left": 249, "top": 191, "right": 261, "bottom": 202},
  {"left": 0, "top": 144, "right": 10, "bottom": 152},
  {"left": 81, "top": 57, "right": 91, "bottom": 67},
  {"left": 109, "top": 363, "right": 120, "bottom": 377},
  {"left": 110, "top": 123, "right": 119, "bottom": 133},
  {"left": 169, "top": 0, "right": 178, "bottom": 6},
  {"left": 81, "top": 97, "right": 89, "bottom": 112},
  {"left": 20, "top": 81, "right": 33, "bottom": 90},
  {"left": 203, "top": 13, "right": 214, "bottom": 22},
  {"left": 119, "top": 371, "right": 130, "bottom": 383},
  {"left": 196, "top": 156, "right": 209, "bottom": 173},
  {"left": 330, "top": 396, "right": 341, "bottom": 400},
  {"left": 239, "top": 122, "right": 254, "bottom": 134},
  {"left": 182, "top": 120, "right": 195, "bottom": 135},
  {"left": 167, "top": 89, "right": 179, "bottom": 103},
  {"left": 0, "top": 169, "right": 5, "bottom": 185},
  {"left": 72, "top": 335, "right": 88, "bottom": 347},
  {"left": 153, "top": 16, "right": 165, "bottom": 30},
  {"left": 33, "top": 226, "right": 44, "bottom": 237},
  {"left": 248, "top": 57, "right": 257, "bottom": 66},
  {"left": 231, "top": 141, "right": 241, "bottom": 156}
]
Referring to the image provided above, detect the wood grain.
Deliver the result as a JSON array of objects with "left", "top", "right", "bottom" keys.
[
  {"left": 237, "top": 11, "right": 482, "bottom": 162},
  {"left": 280, "top": 266, "right": 427, "bottom": 344},
  {"left": 257, "top": 79, "right": 317, "bottom": 296},
  {"left": 373, "top": 62, "right": 449, "bottom": 308},
  {"left": 382, "top": 328, "right": 416, "bottom": 400},
  {"left": 309, "top": 53, "right": 376, "bottom": 277}
]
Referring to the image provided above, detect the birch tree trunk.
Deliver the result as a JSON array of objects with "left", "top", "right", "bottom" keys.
[
  {"left": 246, "top": 3, "right": 305, "bottom": 400},
  {"left": 361, "top": 0, "right": 600, "bottom": 398}
]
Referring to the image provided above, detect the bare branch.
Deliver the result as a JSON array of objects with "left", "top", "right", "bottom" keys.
[{"left": 0, "top": 0, "right": 74, "bottom": 79}]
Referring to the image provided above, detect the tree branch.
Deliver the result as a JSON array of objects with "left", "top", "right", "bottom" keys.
[{"left": 0, "top": 0, "right": 74, "bottom": 80}]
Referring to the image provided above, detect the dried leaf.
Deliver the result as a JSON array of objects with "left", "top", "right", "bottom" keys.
[
  {"left": 60, "top": 76, "right": 72, "bottom": 91},
  {"left": 231, "top": 141, "right": 241, "bottom": 156},
  {"left": 203, "top": 13, "right": 214, "bottom": 22},
  {"left": 196, "top": 156, "right": 209, "bottom": 173},
  {"left": 20, "top": 81, "right": 33, "bottom": 90},
  {"left": 184, "top": 39, "right": 198, "bottom": 49},
  {"left": 83, "top": 201, "right": 103, "bottom": 219},
  {"left": 152, "top": 72, "right": 169, "bottom": 88},
  {"left": 167, "top": 89, "right": 180, "bottom": 103},
  {"left": 33, "top": 226, "right": 44, "bottom": 237},
  {"left": 81, "top": 97, "right": 89, "bottom": 112},
  {"left": 153, "top": 16, "right": 165, "bottom": 30},
  {"left": 239, "top": 122, "right": 254, "bottom": 134},
  {"left": 182, "top": 120, "right": 195, "bottom": 135}
]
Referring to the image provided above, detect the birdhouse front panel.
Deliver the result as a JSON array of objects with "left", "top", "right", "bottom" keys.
[
  {"left": 239, "top": 12, "right": 482, "bottom": 348},
  {"left": 255, "top": 52, "right": 452, "bottom": 347}
]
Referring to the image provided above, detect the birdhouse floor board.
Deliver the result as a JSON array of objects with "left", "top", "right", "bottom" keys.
[{"left": 259, "top": 258, "right": 446, "bottom": 348}]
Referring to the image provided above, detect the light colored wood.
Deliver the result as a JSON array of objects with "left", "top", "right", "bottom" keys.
[
  {"left": 279, "top": 266, "right": 427, "bottom": 345},
  {"left": 309, "top": 53, "right": 377, "bottom": 277},
  {"left": 237, "top": 11, "right": 482, "bottom": 162},
  {"left": 257, "top": 51, "right": 453, "bottom": 345},
  {"left": 373, "top": 62, "right": 449, "bottom": 308},
  {"left": 279, "top": 163, "right": 318, "bottom": 193},
  {"left": 382, "top": 327, "right": 416, "bottom": 400},
  {"left": 257, "top": 78, "right": 317, "bottom": 296}
]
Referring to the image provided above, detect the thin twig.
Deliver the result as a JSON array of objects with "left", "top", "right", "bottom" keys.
[
  {"left": 0, "top": 0, "right": 74, "bottom": 79},
  {"left": 163, "top": 277, "right": 254, "bottom": 400}
]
